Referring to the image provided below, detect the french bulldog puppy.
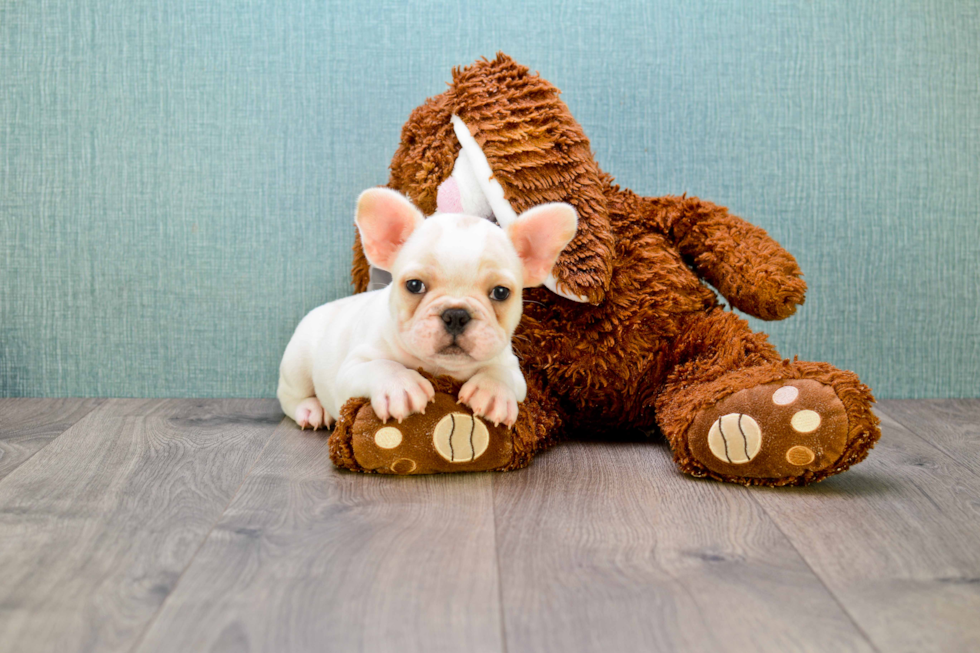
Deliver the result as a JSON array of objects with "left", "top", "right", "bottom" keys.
[{"left": 277, "top": 188, "right": 577, "bottom": 430}]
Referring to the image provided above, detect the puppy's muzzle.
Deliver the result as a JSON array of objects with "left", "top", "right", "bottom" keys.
[{"left": 441, "top": 308, "right": 471, "bottom": 336}]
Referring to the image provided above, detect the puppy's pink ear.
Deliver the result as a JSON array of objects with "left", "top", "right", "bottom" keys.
[
  {"left": 506, "top": 203, "right": 578, "bottom": 288},
  {"left": 355, "top": 188, "right": 426, "bottom": 271}
]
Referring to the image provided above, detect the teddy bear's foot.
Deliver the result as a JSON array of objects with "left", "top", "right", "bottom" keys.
[
  {"left": 331, "top": 391, "right": 515, "bottom": 474},
  {"left": 686, "top": 379, "right": 852, "bottom": 483}
]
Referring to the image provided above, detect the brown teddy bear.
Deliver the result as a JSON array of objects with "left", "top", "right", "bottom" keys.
[{"left": 328, "top": 53, "right": 880, "bottom": 486}]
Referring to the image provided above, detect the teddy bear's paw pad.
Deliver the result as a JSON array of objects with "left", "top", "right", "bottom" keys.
[
  {"left": 706, "top": 414, "right": 762, "bottom": 464},
  {"left": 350, "top": 393, "right": 513, "bottom": 474},
  {"left": 432, "top": 413, "right": 491, "bottom": 462},
  {"left": 689, "top": 380, "right": 848, "bottom": 480}
]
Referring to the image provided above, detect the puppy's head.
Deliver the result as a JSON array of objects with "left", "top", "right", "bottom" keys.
[{"left": 356, "top": 188, "right": 577, "bottom": 374}]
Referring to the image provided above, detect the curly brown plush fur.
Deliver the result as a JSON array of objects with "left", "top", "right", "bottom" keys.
[{"left": 330, "top": 54, "right": 879, "bottom": 486}]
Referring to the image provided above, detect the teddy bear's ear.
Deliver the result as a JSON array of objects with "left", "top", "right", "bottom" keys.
[
  {"left": 354, "top": 188, "right": 425, "bottom": 272},
  {"left": 536, "top": 177, "right": 616, "bottom": 304},
  {"left": 450, "top": 54, "right": 616, "bottom": 304},
  {"left": 376, "top": 53, "right": 616, "bottom": 303},
  {"left": 350, "top": 92, "right": 458, "bottom": 294}
]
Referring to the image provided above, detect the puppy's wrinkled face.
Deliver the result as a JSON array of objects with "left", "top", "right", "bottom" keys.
[{"left": 389, "top": 214, "right": 523, "bottom": 372}]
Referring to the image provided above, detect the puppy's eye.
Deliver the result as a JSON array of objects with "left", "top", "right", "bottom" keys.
[
  {"left": 405, "top": 279, "right": 426, "bottom": 294},
  {"left": 490, "top": 286, "right": 511, "bottom": 301}
]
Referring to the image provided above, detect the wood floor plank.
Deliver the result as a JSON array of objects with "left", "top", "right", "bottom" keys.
[
  {"left": 0, "top": 399, "right": 281, "bottom": 653},
  {"left": 877, "top": 399, "right": 980, "bottom": 476},
  {"left": 750, "top": 407, "right": 980, "bottom": 653},
  {"left": 0, "top": 398, "right": 104, "bottom": 481},
  {"left": 491, "top": 437, "right": 876, "bottom": 653},
  {"left": 133, "top": 422, "right": 503, "bottom": 653}
]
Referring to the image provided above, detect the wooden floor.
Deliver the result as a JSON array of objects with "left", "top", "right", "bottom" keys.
[{"left": 0, "top": 399, "right": 978, "bottom": 653}]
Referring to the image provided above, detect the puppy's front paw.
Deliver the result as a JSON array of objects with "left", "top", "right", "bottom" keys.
[
  {"left": 458, "top": 373, "right": 519, "bottom": 427},
  {"left": 295, "top": 397, "right": 332, "bottom": 430},
  {"left": 370, "top": 368, "right": 435, "bottom": 423}
]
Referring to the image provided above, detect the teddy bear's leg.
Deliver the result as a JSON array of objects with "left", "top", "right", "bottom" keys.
[
  {"left": 327, "top": 373, "right": 562, "bottom": 474},
  {"left": 654, "top": 309, "right": 880, "bottom": 486}
]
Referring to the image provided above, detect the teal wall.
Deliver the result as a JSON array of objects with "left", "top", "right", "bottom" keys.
[{"left": 2, "top": 1, "right": 978, "bottom": 399}]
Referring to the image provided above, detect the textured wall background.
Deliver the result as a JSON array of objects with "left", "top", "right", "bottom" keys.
[{"left": 2, "top": 0, "right": 978, "bottom": 399}]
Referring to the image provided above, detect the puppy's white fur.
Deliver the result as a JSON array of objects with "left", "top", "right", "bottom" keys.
[{"left": 278, "top": 188, "right": 577, "bottom": 430}]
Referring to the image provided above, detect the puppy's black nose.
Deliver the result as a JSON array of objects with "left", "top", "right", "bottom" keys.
[{"left": 441, "top": 308, "right": 471, "bottom": 336}]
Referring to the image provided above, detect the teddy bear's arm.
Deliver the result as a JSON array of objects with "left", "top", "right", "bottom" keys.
[{"left": 643, "top": 195, "right": 807, "bottom": 320}]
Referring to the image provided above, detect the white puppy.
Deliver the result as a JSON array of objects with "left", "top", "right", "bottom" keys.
[{"left": 277, "top": 188, "right": 577, "bottom": 430}]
